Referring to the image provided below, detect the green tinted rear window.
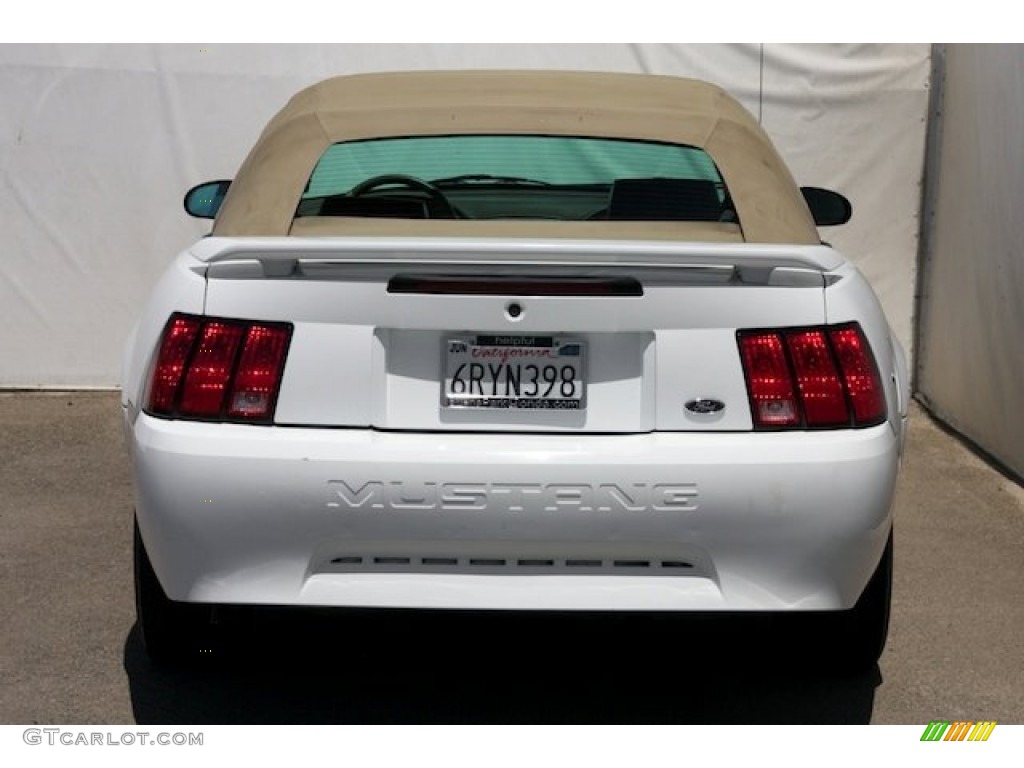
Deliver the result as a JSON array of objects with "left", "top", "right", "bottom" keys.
[
  {"left": 300, "top": 135, "right": 733, "bottom": 223},
  {"left": 305, "top": 135, "right": 721, "bottom": 195}
]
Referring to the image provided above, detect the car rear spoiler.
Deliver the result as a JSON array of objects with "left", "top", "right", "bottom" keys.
[{"left": 194, "top": 237, "right": 844, "bottom": 273}]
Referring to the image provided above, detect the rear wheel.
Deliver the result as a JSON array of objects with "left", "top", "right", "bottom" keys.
[
  {"left": 134, "top": 518, "right": 215, "bottom": 664},
  {"left": 806, "top": 530, "right": 894, "bottom": 674}
]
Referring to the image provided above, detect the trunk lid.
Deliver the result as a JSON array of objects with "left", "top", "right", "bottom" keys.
[{"left": 196, "top": 237, "right": 833, "bottom": 432}]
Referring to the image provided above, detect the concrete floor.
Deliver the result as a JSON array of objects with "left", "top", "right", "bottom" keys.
[{"left": 1, "top": 391, "right": 1021, "bottom": 724}]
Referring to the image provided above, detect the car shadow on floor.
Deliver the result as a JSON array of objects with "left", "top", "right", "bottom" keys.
[{"left": 124, "top": 609, "right": 879, "bottom": 724}]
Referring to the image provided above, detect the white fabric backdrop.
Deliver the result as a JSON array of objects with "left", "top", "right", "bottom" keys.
[
  {"left": 917, "top": 45, "right": 1024, "bottom": 479},
  {"left": 0, "top": 44, "right": 929, "bottom": 387}
]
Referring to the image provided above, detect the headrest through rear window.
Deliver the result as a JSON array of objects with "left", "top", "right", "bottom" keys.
[
  {"left": 607, "top": 178, "right": 723, "bottom": 221},
  {"left": 319, "top": 197, "right": 428, "bottom": 218}
]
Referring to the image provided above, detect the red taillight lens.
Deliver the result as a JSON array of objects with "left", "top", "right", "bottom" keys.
[
  {"left": 785, "top": 330, "right": 848, "bottom": 426},
  {"left": 178, "top": 321, "right": 245, "bottom": 417},
  {"left": 145, "top": 313, "right": 291, "bottom": 423},
  {"left": 737, "top": 332, "right": 799, "bottom": 427},
  {"left": 148, "top": 316, "right": 201, "bottom": 414},
  {"left": 227, "top": 325, "right": 291, "bottom": 418},
  {"left": 738, "top": 323, "right": 886, "bottom": 430},
  {"left": 829, "top": 326, "right": 887, "bottom": 425}
]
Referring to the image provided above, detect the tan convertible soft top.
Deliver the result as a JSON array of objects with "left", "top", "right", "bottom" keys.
[{"left": 213, "top": 70, "right": 819, "bottom": 244}]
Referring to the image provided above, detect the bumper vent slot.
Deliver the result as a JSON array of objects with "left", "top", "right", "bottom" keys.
[
  {"left": 323, "top": 553, "right": 697, "bottom": 576},
  {"left": 373, "top": 556, "right": 411, "bottom": 565},
  {"left": 422, "top": 557, "right": 459, "bottom": 566}
]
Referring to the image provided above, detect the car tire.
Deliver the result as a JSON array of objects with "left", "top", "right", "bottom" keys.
[
  {"left": 813, "top": 529, "right": 894, "bottom": 675},
  {"left": 134, "top": 518, "right": 215, "bottom": 664}
]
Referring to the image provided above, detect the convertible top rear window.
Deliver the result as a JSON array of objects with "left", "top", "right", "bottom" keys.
[{"left": 297, "top": 135, "right": 736, "bottom": 224}]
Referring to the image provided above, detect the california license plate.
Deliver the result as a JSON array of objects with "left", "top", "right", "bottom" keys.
[{"left": 442, "top": 335, "right": 586, "bottom": 410}]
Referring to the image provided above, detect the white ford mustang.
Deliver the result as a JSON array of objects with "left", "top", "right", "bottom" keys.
[{"left": 123, "top": 71, "right": 908, "bottom": 670}]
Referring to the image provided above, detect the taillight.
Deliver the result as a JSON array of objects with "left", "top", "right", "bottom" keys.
[
  {"left": 786, "top": 330, "right": 849, "bottom": 427},
  {"left": 145, "top": 313, "right": 292, "bottom": 423},
  {"left": 148, "top": 315, "right": 201, "bottom": 413},
  {"left": 828, "top": 326, "right": 887, "bottom": 424},
  {"left": 178, "top": 321, "right": 245, "bottom": 416},
  {"left": 227, "top": 324, "right": 292, "bottom": 418},
  {"left": 737, "top": 331, "right": 799, "bottom": 427},
  {"left": 737, "top": 323, "right": 886, "bottom": 430}
]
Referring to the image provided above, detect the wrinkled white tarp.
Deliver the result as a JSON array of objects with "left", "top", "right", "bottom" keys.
[
  {"left": 0, "top": 43, "right": 929, "bottom": 387},
  {"left": 917, "top": 45, "right": 1024, "bottom": 479}
]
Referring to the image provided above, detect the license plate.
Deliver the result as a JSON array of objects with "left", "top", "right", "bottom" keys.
[{"left": 442, "top": 335, "right": 586, "bottom": 410}]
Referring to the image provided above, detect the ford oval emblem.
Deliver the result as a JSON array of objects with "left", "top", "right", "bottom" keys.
[{"left": 685, "top": 398, "right": 726, "bottom": 415}]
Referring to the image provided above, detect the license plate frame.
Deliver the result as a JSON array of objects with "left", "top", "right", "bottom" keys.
[{"left": 441, "top": 335, "right": 587, "bottom": 411}]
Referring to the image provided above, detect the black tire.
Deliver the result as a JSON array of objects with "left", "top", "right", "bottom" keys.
[
  {"left": 842, "top": 529, "right": 893, "bottom": 670},
  {"left": 810, "top": 530, "right": 894, "bottom": 675},
  {"left": 134, "top": 518, "right": 215, "bottom": 664}
]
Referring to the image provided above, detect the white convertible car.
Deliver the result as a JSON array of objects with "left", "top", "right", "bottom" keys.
[{"left": 123, "top": 71, "right": 908, "bottom": 670}]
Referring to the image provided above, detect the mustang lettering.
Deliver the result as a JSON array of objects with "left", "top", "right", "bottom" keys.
[{"left": 326, "top": 480, "right": 699, "bottom": 512}]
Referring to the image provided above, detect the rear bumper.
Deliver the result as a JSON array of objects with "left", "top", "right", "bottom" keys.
[{"left": 128, "top": 411, "right": 899, "bottom": 612}]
